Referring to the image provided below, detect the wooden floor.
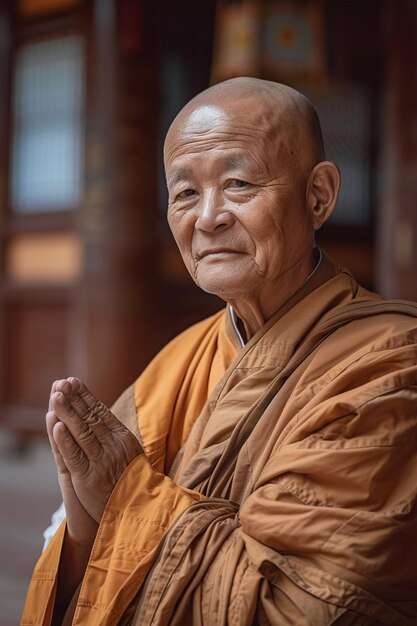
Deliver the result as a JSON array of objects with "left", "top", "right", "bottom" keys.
[{"left": 0, "top": 432, "right": 61, "bottom": 626}]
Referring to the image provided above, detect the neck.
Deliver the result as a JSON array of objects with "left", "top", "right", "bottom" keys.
[{"left": 229, "top": 251, "right": 317, "bottom": 341}]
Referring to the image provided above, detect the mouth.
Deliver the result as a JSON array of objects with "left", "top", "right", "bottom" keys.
[{"left": 196, "top": 248, "right": 242, "bottom": 260}]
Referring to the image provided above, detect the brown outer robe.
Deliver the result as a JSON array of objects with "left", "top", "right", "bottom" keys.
[{"left": 22, "top": 253, "right": 417, "bottom": 626}]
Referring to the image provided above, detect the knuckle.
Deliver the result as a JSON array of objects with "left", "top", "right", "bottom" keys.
[
  {"left": 78, "top": 426, "right": 96, "bottom": 445},
  {"left": 94, "top": 399, "right": 105, "bottom": 414},
  {"left": 94, "top": 401, "right": 109, "bottom": 420}
]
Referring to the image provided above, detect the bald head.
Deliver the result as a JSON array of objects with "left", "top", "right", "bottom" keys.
[{"left": 165, "top": 77, "right": 325, "bottom": 173}]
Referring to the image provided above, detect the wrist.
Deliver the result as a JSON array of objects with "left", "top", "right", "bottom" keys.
[{"left": 65, "top": 525, "right": 97, "bottom": 567}]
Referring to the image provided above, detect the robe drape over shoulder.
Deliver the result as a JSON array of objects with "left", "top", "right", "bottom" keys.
[{"left": 22, "top": 253, "right": 417, "bottom": 626}]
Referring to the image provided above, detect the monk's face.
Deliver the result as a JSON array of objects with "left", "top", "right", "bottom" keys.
[{"left": 164, "top": 101, "right": 314, "bottom": 303}]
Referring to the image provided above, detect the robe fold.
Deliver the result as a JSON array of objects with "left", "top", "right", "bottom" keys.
[{"left": 22, "top": 253, "right": 417, "bottom": 625}]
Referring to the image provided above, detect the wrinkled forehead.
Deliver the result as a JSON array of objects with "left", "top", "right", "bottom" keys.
[{"left": 164, "top": 99, "right": 291, "bottom": 168}]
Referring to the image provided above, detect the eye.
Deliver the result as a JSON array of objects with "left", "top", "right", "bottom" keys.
[
  {"left": 229, "top": 179, "right": 249, "bottom": 188},
  {"left": 178, "top": 188, "right": 196, "bottom": 199}
]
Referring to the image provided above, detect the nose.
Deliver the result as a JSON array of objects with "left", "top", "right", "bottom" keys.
[{"left": 195, "top": 189, "right": 234, "bottom": 233}]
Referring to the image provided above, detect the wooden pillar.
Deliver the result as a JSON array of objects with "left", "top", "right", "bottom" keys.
[
  {"left": 72, "top": 0, "right": 158, "bottom": 405},
  {"left": 377, "top": 0, "right": 417, "bottom": 299}
]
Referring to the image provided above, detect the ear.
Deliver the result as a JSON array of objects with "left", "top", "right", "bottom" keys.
[{"left": 306, "top": 161, "right": 340, "bottom": 230}]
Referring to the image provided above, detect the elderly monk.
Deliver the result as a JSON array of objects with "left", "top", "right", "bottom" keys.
[{"left": 23, "top": 78, "right": 417, "bottom": 626}]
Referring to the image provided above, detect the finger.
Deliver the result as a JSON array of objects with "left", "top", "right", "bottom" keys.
[
  {"left": 51, "top": 390, "right": 102, "bottom": 459},
  {"left": 61, "top": 379, "right": 115, "bottom": 444},
  {"left": 48, "top": 379, "right": 62, "bottom": 411},
  {"left": 52, "top": 423, "right": 96, "bottom": 528},
  {"left": 55, "top": 377, "right": 112, "bottom": 439},
  {"left": 55, "top": 378, "right": 94, "bottom": 423},
  {"left": 53, "top": 420, "right": 89, "bottom": 477},
  {"left": 67, "top": 380, "right": 143, "bottom": 459},
  {"left": 46, "top": 410, "right": 68, "bottom": 474},
  {"left": 69, "top": 378, "right": 124, "bottom": 432}
]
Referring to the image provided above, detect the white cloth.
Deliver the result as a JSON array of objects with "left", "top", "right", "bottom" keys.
[{"left": 42, "top": 501, "right": 66, "bottom": 551}]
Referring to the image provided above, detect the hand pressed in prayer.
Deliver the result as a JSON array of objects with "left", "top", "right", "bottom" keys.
[{"left": 47, "top": 378, "right": 143, "bottom": 546}]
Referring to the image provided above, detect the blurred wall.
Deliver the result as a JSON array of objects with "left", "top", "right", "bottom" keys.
[
  {"left": 377, "top": 0, "right": 417, "bottom": 299},
  {"left": 0, "top": 0, "right": 416, "bottom": 437}
]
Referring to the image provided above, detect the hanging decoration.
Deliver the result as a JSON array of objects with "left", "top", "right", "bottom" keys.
[
  {"left": 211, "top": 1, "right": 262, "bottom": 83},
  {"left": 211, "top": 0, "right": 327, "bottom": 90},
  {"left": 263, "top": 0, "right": 326, "bottom": 86}
]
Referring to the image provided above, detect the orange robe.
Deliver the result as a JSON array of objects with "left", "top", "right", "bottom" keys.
[{"left": 22, "top": 254, "right": 417, "bottom": 625}]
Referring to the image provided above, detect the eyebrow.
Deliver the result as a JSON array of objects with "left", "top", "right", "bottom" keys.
[
  {"left": 222, "top": 154, "right": 255, "bottom": 171},
  {"left": 167, "top": 167, "right": 190, "bottom": 187}
]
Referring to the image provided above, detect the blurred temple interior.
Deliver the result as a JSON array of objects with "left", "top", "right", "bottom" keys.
[
  {"left": 0, "top": 0, "right": 416, "bottom": 437},
  {"left": 0, "top": 0, "right": 416, "bottom": 623}
]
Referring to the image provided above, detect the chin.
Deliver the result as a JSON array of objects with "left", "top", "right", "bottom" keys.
[
  {"left": 192, "top": 259, "right": 259, "bottom": 300},
  {"left": 195, "top": 274, "right": 256, "bottom": 301}
]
